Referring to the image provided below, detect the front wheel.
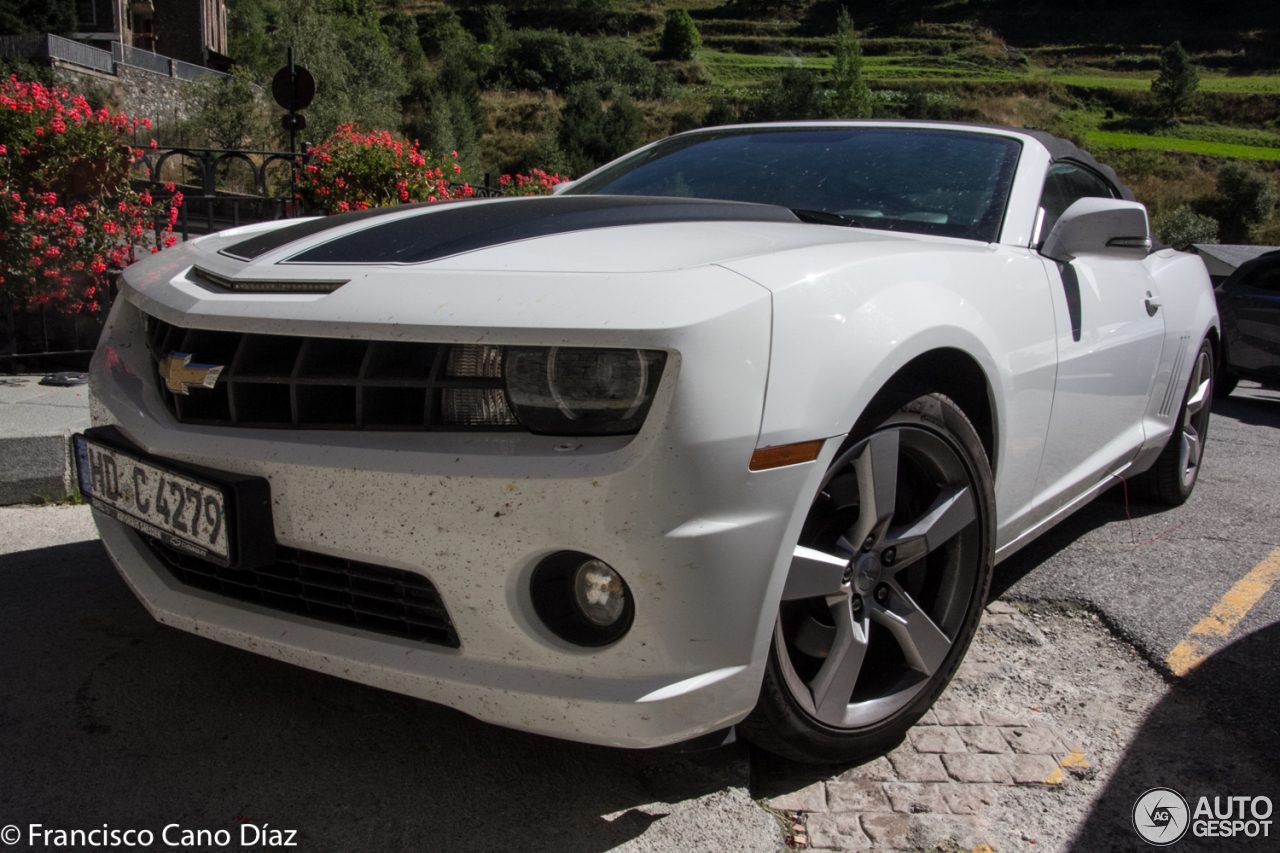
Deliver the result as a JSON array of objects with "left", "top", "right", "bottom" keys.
[{"left": 739, "top": 392, "right": 995, "bottom": 764}]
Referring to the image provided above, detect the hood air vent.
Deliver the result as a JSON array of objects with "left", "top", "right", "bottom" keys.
[{"left": 188, "top": 267, "right": 348, "bottom": 294}]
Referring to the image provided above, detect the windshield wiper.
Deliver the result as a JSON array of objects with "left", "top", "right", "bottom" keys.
[{"left": 789, "top": 208, "right": 867, "bottom": 228}]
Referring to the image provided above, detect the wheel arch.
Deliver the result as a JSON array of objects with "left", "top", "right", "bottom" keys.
[{"left": 849, "top": 348, "right": 999, "bottom": 478}]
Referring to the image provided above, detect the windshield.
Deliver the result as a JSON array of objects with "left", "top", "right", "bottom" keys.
[{"left": 568, "top": 127, "right": 1023, "bottom": 243}]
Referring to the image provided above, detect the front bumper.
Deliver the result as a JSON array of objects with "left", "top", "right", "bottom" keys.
[{"left": 89, "top": 260, "right": 840, "bottom": 747}]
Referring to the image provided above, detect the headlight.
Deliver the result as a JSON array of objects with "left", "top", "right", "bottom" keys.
[{"left": 503, "top": 347, "right": 667, "bottom": 436}]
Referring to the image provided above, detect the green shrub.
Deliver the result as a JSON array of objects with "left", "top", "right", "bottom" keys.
[
  {"left": 557, "top": 85, "right": 643, "bottom": 177},
  {"left": 661, "top": 10, "right": 702, "bottom": 61},
  {"left": 900, "top": 90, "right": 951, "bottom": 121},
  {"left": 489, "top": 29, "right": 676, "bottom": 100},
  {"left": 403, "top": 51, "right": 485, "bottom": 173},
  {"left": 703, "top": 98, "right": 739, "bottom": 127},
  {"left": 0, "top": 0, "right": 75, "bottom": 36},
  {"left": 1210, "top": 161, "right": 1278, "bottom": 242},
  {"left": 1152, "top": 206, "right": 1218, "bottom": 250},
  {"left": 748, "top": 68, "right": 826, "bottom": 122},
  {"left": 184, "top": 67, "right": 269, "bottom": 150},
  {"left": 415, "top": 9, "right": 476, "bottom": 59},
  {"left": 0, "top": 57, "right": 51, "bottom": 85}
]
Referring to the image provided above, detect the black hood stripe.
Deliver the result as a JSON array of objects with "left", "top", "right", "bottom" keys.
[
  {"left": 219, "top": 201, "right": 445, "bottom": 261},
  {"left": 224, "top": 196, "right": 800, "bottom": 266}
]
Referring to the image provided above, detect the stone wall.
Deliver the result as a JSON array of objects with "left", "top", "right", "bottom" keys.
[{"left": 50, "top": 61, "right": 205, "bottom": 127}]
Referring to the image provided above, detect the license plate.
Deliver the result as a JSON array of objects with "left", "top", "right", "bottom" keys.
[{"left": 74, "top": 435, "right": 232, "bottom": 563}]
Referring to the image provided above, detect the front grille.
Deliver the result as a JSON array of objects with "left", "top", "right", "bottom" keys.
[
  {"left": 144, "top": 314, "right": 520, "bottom": 431},
  {"left": 143, "top": 536, "right": 460, "bottom": 647}
]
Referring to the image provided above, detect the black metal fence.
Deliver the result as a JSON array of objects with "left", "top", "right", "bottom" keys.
[{"left": 2, "top": 146, "right": 508, "bottom": 371}]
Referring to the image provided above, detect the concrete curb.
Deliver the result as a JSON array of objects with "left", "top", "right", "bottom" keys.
[{"left": 0, "top": 431, "right": 76, "bottom": 505}]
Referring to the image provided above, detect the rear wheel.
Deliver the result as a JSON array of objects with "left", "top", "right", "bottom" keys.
[
  {"left": 1135, "top": 339, "right": 1213, "bottom": 506},
  {"left": 739, "top": 392, "right": 994, "bottom": 764}
]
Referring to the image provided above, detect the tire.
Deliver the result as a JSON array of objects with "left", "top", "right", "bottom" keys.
[
  {"left": 738, "top": 391, "right": 995, "bottom": 764},
  {"left": 1214, "top": 374, "right": 1238, "bottom": 399},
  {"left": 1214, "top": 340, "right": 1238, "bottom": 399},
  {"left": 1134, "top": 339, "right": 1213, "bottom": 506}
]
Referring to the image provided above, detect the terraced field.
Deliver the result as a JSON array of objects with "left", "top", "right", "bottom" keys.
[
  {"left": 1043, "top": 72, "right": 1280, "bottom": 94},
  {"left": 700, "top": 49, "right": 1025, "bottom": 86},
  {"left": 1087, "top": 132, "right": 1280, "bottom": 160}
]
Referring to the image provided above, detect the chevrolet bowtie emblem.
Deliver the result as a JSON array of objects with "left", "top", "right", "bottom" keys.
[{"left": 159, "top": 351, "right": 224, "bottom": 395}]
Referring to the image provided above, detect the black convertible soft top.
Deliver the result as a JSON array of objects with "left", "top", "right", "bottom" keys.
[{"left": 1018, "top": 128, "right": 1137, "bottom": 201}]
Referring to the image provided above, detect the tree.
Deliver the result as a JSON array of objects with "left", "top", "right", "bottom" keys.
[
  {"left": 557, "top": 85, "right": 642, "bottom": 177},
  {"left": 227, "top": 0, "right": 405, "bottom": 143},
  {"left": 1151, "top": 41, "right": 1199, "bottom": 121},
  {"left": 403, "top": 50, "right": 485, "bottom": 173},
  {"left": 185, "top": 67, "right": 269, "bottom": 150},
  {"left": 660, "top": 9, "right": 701, "bottom": 61},
  {"left": 748, "top": 68, "right": 826, "bottom": 122},
  {"left": 0, "top": 0, "right": 75, "bottom": 36},
  {"left": 828, "top": 8, "right": 871, "bottom": 119}
]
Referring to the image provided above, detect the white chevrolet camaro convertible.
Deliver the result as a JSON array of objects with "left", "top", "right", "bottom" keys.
[{"left": 82, "top": 121, "right": 1218, "bottom": 763}]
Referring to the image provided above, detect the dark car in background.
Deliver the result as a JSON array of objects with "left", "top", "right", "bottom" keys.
[{"left": 1216, "top": 249, "right": 1280, "bottom": 397}]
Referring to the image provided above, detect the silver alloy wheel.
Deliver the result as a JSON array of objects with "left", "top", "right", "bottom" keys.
[
  {"left": 1179, "top": 350, "right": 1212, "bottom": 490},
  {"left": 775, "top": 426, "right": 982, "bottom": 729}
]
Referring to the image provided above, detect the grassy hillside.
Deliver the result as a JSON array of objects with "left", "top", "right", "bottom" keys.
[{"left": 210, "top": 0, "right": 1280, "bottom": 242}]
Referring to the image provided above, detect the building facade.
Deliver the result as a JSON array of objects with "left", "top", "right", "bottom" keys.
[{"left": 75, "top": 0, "right": 229, "bottom": 70}]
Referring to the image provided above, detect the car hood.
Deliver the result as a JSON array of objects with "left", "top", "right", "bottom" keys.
[
  {"left": 115, "top": 195, "right": 997, "bottom": 344},
  {"left": 172, "top": 194, "right": 948, "bottom": 279}
]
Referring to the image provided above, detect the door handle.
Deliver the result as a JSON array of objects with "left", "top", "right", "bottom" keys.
[{"left": 1145, "top": 292, "right": 1162, "bottom": 316}]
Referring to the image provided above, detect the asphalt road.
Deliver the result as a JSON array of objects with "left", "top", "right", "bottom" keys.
[
  {"left": 1, "top": 383, "right": 1278, "bottom": 852},
  {"left": 996, "top": 381, "right": 1280, "bottom": 669}
]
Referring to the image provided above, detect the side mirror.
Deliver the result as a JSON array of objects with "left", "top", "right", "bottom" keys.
[{"left": 1040, "top": 197, "right": 1151, "bottom": 262}]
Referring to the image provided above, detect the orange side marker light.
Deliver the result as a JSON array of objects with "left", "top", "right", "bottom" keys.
[{"left": 749, "top": 440, "right": 825, "bottom": 471}]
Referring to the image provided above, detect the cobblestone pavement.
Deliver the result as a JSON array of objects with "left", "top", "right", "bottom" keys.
[{"left": 757, "top": 602, "right": 1173, "bottom": 853}]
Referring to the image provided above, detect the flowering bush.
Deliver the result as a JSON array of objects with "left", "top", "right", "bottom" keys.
[
  {"left": 298, "top": 122, "right": 565, "bottom": 214},
  {"left": 497, "top": 169, "right": 565, "bottom": 196},
  {"left": 0, "top": 77, "right": 181, "bottom": 312}
]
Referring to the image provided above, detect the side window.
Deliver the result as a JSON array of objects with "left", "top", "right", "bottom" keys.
[
  {"left": 1036, "top": 162, "right": 1117, "bottom": 245},
  {"left": 1238, "top": 259, "right": 1280, "bottom": 293}
]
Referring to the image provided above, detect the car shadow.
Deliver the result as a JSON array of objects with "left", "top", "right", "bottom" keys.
[
  {"left": 1068, "top": 621, "right": 1280, "bottom": 852},
  {"left": 1214, "top": 390, "right": 1280, "bottom": 430},
  {"left": 0, "top": 540, "right": 758, "bottom": 853},
  {"left": 989, "top": 482, "right": 1170, "bottom": 600},
  {"left": 990, "top": 390, "right": 1278, "bottom": 600}
]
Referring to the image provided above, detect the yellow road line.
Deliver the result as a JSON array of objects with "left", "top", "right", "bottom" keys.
[{"left": 1165, "top": 549, "right": 1280, "bottom": 677}]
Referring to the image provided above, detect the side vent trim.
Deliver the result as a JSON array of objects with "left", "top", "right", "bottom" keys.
[{"left": 1159, "top": 334, "right": 1191, "bottom": 418}]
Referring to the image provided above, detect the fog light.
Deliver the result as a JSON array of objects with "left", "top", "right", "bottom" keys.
[
  {"left": 573, "top": 560, "right": 626, "bottom": 626},
  {"left": 530, "top": 551, "right": 634, "bottom": 646}
]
